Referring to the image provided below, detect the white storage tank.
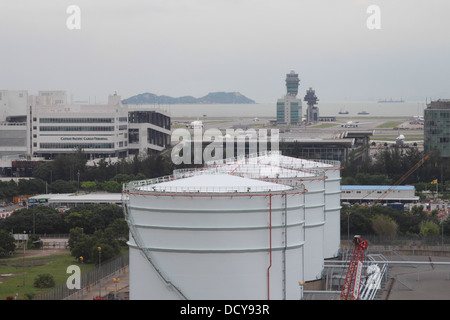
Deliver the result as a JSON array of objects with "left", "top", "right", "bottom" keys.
[
  {"left": 251, "top": 151, "right": 342, "bottom": 259},
  {"left": 123, "top": 173, "right": 306, "bottom": 300},
  {"left": 198, "top": 161, "right": 326, "bottom": 281}
]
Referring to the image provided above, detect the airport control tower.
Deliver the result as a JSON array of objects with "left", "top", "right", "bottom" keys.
[
  {"left": 286, "top": 71, "right": 300, "bottom": 97},
  {"left": 304, "top": 87, "right": 319, "bottom": 123},
  {"left": 276, "top": 71, "right": 301, "bottom": 124}
]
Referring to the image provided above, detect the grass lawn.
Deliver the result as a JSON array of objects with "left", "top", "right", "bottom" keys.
[{"left": 0, "top": 250, "right": 94, "bottom": 300}]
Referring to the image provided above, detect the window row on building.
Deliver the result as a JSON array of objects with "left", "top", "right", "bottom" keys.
[
  {"left": 40, "top": 142, "right": 115, "bottom": 149},
  {"left": 39, "top": 117, "right": 115, "bottom": 123},
  {"left": 40, "top": 126, "right": 115, "bottom": 132}
]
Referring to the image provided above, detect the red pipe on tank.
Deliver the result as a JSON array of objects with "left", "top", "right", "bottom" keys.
[{"left": 267, "top": 193, "right": 272, "bottom": 300}]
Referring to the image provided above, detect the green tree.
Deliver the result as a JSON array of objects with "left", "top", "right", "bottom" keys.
[
  {"left": 106, "top": 218, "right": 129, "bottom": 240},
  {"left": 34, "top": 273, "right": 55, "bottom": 288},
  {"left": 81, "top": 181, "right": 98, "bottom": 192},
  {"left": 49, "top": 180, "right": 77, "bottom": 193},
  {"left": 0, "top": 180, "right": 19, "bottom": 201},
  {"left": 70, "top": 233, "right": 97, "bottom": 263},
  {"left": 420, "top": 221, "right": 440, "bottom": 236},
  {"left": 32, "top": 161, "right": 54, "bottom": 183},
  {"left": 372, "top": 214, "right": 398, "bottom": 236},
  {"left": 355, "top": 173, "right": 392, "bottom": 185},
  {"left": 0, "top": 206, "right": 69, "bottom": 235},
  {"left": 0, "top": 230, "right": 15, "bottom": 257},
  {"left": 68, "top": 227, "right": 85, "bottom": 249},
  {"left": 102, "top": 180, "right": 122, "bottom": 193},
  {"left": 65, "top": 210, "right": 92, "bottom": 232},
  {"left": 18, "top": 178, "right": 46, "bottom": 195},
  {"left": 69, "top": 228, "right": 122, "bottom": 263},
  {"left": 27, "top": 234, "right": 42, "bottom": 249}
]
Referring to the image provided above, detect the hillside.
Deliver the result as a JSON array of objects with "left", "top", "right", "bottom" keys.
[{"left": 122, "top": 92, "right": 255, "bottom": 104}]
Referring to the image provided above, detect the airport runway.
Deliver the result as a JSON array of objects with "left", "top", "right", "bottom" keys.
[{"left": 173, "top": 115, "right": 424, "bottom": 144}]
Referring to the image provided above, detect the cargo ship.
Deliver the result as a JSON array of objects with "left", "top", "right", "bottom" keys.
[{"left": 378, "top": 98, "right": 405, "bottom": 103}]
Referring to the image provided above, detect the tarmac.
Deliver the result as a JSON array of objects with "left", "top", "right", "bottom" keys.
[{"left": 379, "top": 254, "right": 450, "bottom": 300}]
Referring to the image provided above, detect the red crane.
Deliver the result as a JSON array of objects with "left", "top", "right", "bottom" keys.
[{"left": 340, "top": 235, "right": 368, "bottom": 300}]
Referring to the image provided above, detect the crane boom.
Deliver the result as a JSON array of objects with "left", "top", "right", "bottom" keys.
[
  {"left": 374, "top": 151, "right": 433, "bottom": 204},
  {"left": 340, "top": 235, "right": 368, "bottom": 300}
]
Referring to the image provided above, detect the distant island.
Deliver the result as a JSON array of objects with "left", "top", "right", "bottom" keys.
[{"left": 122, "top": 92, "right": 256, "bottom": 104}]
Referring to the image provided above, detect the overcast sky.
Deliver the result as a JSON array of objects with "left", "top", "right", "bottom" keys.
[{"left": 1, "top": 0, "right": 449, "bottom": 102}]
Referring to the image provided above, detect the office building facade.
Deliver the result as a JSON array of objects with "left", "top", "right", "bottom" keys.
[
  {"left": 127, "top": 108, "right": 171, "bottom": 155},
  {"left": 424, "top": 99, "right": 450, "bottom": 157},
  {"left": 0, "top": 90, "right": 171, "bottom": 160},
  {"left": 30, "top": 94, "right": 130, "bottom": 159}
]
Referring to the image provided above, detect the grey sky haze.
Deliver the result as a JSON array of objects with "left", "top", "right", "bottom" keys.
[{"left": 0, "top": 0, "right": 449, "bottom": 102}]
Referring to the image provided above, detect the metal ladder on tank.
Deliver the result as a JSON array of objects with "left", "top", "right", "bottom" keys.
[{"left": 122, "top": 196, "right": 188, "bottom": 299}]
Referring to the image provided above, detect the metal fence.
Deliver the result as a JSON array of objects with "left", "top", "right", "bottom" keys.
[
  {"left": 34, "top": 253, "right": 129, "bottom": 300},
  {"left": 342, "top": 234, "right": 450, "bottom": 247}
]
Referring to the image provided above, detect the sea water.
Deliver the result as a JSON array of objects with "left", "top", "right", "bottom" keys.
[{"left": 147, "top": 100, "right": 427, "bottom": 119}]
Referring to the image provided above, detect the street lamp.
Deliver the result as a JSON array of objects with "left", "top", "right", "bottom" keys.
[
  {"left": 346, "top": 211, "right": 351, "bottom": 245},
  {"left": 79, "top": 256, "right": 84, "bottom": 298},
  {"left": 113, "top": 278, "right": 120, "bottom": 299},
  {"left": 23, "top": 231, "right": 26, "bottom": 286}
]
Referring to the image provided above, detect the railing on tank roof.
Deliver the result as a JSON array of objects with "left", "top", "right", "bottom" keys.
[
  {"left": 205, "top": 150, "right": 341, "bottom": 169},
  {"left": 123, "top": 171, "right": 305, "bottom": 194},
  {"left": 174, "top": 161, "right": 325, "bottom": 181},
  {"left": 133, "top": 184, "right": 294, "bottom": 194}
]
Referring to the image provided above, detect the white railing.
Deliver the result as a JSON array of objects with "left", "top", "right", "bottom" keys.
[{"left": 359, "top": 254, "right": 389, "bottom": 300}]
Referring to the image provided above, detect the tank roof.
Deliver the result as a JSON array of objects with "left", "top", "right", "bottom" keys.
[
  {"left": 255, "top": 152, "right": 335, "bottom": 169},
  {"left": 206, "top": 151, "right": 338, "bottom": 170},
  {"left": 221, "top": 162, "right": 317, "bottom": 179},
  {"left": 137, "top": 173, "right": 292, "bottom": 193}
]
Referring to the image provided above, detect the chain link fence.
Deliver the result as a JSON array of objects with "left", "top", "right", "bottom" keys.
[{"left": 34, "top": 253, "right": 129, "bottom": 300}]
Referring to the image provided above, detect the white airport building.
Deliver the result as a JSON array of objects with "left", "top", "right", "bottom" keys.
[
  {"left": 0, "top": 90, "right": 171, "bottom": 162},
  {"left": 340, "top": 185, "right": 419, "bottom": 203},
  {"left": 30, "top": 93, "right": 130, "bottom": 159}
]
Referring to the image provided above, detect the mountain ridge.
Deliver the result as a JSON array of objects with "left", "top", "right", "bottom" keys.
[{"left": 122, "top": 91, "right": 256, "bottom": 104}]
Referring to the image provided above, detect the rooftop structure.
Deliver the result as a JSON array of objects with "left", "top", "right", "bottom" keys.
[
  {"left": 0, "top": 90, "right": 28, "bottom": 122},
  {"left": 29, "top": 193, "right": 123, "bottom": 208}
]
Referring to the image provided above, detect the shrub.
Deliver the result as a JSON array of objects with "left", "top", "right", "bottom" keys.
[
  {"left": 33, "top": 273, "right": 55, "bottom": 288},
  {"left": 24, "top": 293, "right": 35, "bottom": 300}
]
